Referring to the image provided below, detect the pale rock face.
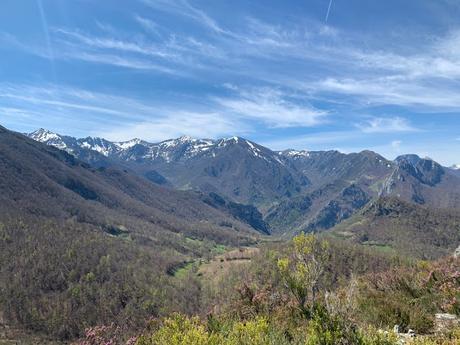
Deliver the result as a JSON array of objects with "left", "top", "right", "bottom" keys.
[
  {"left": 454, "top": 245, "right": 460, "bottom": 258},
  {"left": 435, "top": 313, "right": 460, "bottom": 333}
]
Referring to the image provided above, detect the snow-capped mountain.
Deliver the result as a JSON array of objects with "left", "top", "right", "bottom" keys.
[
  {"left": 26, "top": 128, "right": 460, "bottom": 233},
  {"left": 451, "top": 164, "right": 460, "bottom": 170},
  {"left": 27, "top": 129, "right": 283, "bottom": 165},
  {"left": 26, "top": 129, "right": 310, "bottom": 205},
  {"left": 28, "top": 129, "right": 117, "bottom": 157},
  {"left": 28, "top": 128, "right": 69, "bottom": 151}
]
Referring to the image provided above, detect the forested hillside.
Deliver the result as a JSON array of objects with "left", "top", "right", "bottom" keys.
[{"left": 0, "top": 126, "right": 266, "bottom": 340}]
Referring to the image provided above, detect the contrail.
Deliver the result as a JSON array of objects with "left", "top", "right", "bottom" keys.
[
  {"left": 36, "top": 0, "right": 57, "bottom": 83},
  {"left": 325, "top": 0, "right": 333, "bottom": 23}
]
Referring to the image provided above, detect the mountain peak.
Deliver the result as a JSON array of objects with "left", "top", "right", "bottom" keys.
[
  {"left": 28, "top": 128, "right": 68, "bottom": 150},
  {"left": 178, "top": 135, "right": 194, "bottom": 142},
  {"left": 395, "top": 154, "right": 422, "bottom": 165},
  {"left": 225, "top": 136, "right": 240, "bottom": 142},
  {"left": 359, "top": 149, "right": 379, "bottom": 157},
  {"left": 29, "top": 128, "right": 61, "bottom": 141}
]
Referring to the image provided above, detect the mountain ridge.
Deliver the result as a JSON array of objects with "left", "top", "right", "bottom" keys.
[{"left": 26, "top": 127, "right": 460, "bottom": 236}]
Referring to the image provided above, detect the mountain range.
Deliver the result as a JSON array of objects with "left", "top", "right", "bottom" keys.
[
  {"left": 27, "top": 128, "right": 460, "bottom": 243},
  {"left": 2, "top": 126, "right": 272, "bottom": 249}
]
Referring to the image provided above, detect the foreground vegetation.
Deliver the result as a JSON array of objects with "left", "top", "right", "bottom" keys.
[{"left": 72, "top": 234, "right": 459, "bottom": 345}]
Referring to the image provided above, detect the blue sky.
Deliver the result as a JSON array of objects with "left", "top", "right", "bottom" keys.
[{"left": 1, "top": 0, "right": 460, "bottom": 165}]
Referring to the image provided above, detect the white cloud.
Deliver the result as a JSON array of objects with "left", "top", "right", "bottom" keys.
[
  {"left": 53, "top": 28, "right": 175, "bottom": 59},
  {"left": 356, "top": 117, "right": 417, "bottom": 133},
  {"left": 0, "top": 82, "right": 329, "bottom": 142},
  {"left": 6, "top": 6, "right": 460, "bottom": 115},
  {"left": 215, "top": 87, "right": 327, "bottom": 128},
  {"left": 141, "top": 0, "right": 228, "bottom": 35},
  {"left": 310, "top": 76, "right": 460, "bottom": 110},
  {"left": 67, "top": 51, "right": 179, "bottom": 74},
  {"left": 101, "top": 111, "right": 243, "bottom": 142},
  {"left": 0, "top": 83, "right": 282, "bottom": 140},
  {"left": 48, "top": 26, "right": 226, "bottom": 72},
  {"left": 134, "top": 15, "right": 162, "bottom": 37}
]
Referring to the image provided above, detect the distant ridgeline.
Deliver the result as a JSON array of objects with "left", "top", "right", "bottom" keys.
[{"left": 27, "top": 127, "right": 460, "bottom": 258}]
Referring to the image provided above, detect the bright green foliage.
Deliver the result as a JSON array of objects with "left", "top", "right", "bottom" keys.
[
  {"left": 225, "top": 317, "right": 289, "bottom": 345},
  {"left": 359, "top": 327, "right": 399, "bottom": 345},
  {"left": 136, "top": 315, "right": 292, "bottom": 345},
  {"left": 411, "top": 327, "right": 460, "bottom": 344},
  {"left": 136, "top": 314, "right": 221, "bottom": 345},
  {"left": 304, "top": 307, "right": 364, "bottom": 345},
  {"left": 277, "top": 233, "right": 330, "bottom": 315},
  {"left": 134, "top": 312, "right": 406, "bottom": 345}
]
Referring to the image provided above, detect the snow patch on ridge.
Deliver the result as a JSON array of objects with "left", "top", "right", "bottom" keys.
[
  {"left": 115, "top": 138, "right": 143, "bottom": 150},
  {"left": 281, "top": 149, "right": 310, "bottom": 158}
]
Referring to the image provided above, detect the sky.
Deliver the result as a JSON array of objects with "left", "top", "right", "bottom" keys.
[{"left": 1, "top": 0, "right": 460, "bottom": 165}]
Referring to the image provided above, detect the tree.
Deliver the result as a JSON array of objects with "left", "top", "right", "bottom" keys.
[{"left": 277, "top": 233, "right": 330, "bottom": 317}]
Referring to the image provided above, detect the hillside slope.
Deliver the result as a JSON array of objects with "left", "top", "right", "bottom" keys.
[
  {"left": 330, "top": 197, "right": 460, "bottom": 259},
  {"left": 3, "top": 126, "right": 267, "bottom": 242}
]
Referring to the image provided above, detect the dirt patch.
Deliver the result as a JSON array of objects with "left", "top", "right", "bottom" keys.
[{"left": 198, "top": 247, "right": 259, "bottom": 285}]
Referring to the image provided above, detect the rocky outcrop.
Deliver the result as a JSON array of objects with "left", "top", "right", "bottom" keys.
[
  {"left": 454, "top": 245, "right": 460, "bottom": 258},
  {"left": 435, "top": 313, "right": 460, "bottom": 333}
]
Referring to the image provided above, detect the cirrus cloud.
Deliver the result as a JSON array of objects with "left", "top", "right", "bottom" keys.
[{"left": 356, "top": 117, "right": 418, "bottom": 133}]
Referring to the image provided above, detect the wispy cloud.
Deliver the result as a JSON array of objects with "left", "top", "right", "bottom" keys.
[
  {"left": 0, "top": 84, "right": 156, "bottom": 122},
  {"left": 134, "top": 15, "right": 162, "bottom": 37},
  {"left": 140, "top": 0, "right": 228, "bottom": 35},
  {"left": 0, "top": 79, "right": 334, "bottom": 144},
  {"left": 215, "top": 87, "right": 327, "bottom": 128},
  {"left": 2, "top": 0, "right": 460, "bottom": 166},
  {"left": 53, "top": 28, "right": 172, "bottom": 58},
  {"left": 101, "top": 111, "right": 244, "bottom": 142},
  {"left": 6, "top": 4, "right": 460, "bottom": 114},
  {"left": 0, "top": 28, "right": 183, "bottom": 75},
  {"left": 356, "top": 117, "right": 418, "bottom": 133},
  {"left": 310, "top": 76, "right": 460, "bottom": 110},
  {"left": 68, "top": 51, "right": 179, "bottom": 74},
  {"left": 0, "top": 83, "right": 324, "bottom": 140},
  {"left": 0, "top": 83, "right": 193, "bottom": 138}
]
